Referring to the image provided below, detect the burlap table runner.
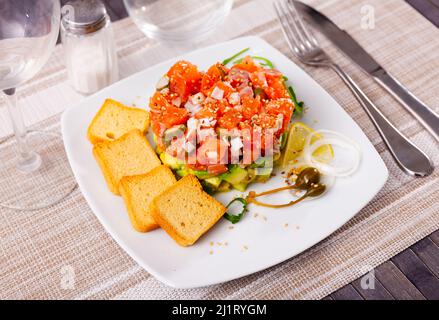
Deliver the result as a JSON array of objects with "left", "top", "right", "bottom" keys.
[{"left": 0, "top": 0, "right": 438, "bottom": 300}]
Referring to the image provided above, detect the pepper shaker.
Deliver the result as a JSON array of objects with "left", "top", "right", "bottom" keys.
[{"left": 61, "top": 0, "right": 119, "bottom": 95}]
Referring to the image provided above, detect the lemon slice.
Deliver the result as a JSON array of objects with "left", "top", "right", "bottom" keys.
[{"left": 279, "top": 122, "right": 334, "bottom": 168}]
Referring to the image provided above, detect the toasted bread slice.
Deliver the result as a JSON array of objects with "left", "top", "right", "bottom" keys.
[
  {"left": 93, "top": 129, "right": 161, "bottom": 195},
  {"left": 87, "top": 99, "right": 150, "bottom": 144},
  {"left": 119, "top": 166, "right": 177, "bottom": 232},
  {"left": 151, "top": 175, "right": 226, "bottom": 246}
]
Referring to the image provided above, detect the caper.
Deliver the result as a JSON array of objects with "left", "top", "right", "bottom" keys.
[
  {"left": 294, "top": 167, "right": 321, "bottom": 190},
  {"left": 284, "top": 183, "right": 326, "bottom": 206},
  {"left": 306, "top": 183, "right": 327, "bottom": 198},
  {"left": 245, "top": 167, "right": 326, "bottom": 209}
]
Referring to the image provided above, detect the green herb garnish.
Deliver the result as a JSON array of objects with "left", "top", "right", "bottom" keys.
[
  {"left": 224, "top": 198, "right": 248, "bottom": 224},
  {"left": 287, "top": 86, "right": 304, "bottom": 117},
  {"left": 252, "top": 56, "right": 274, "bottom": 69},
  {"left": 222, "top": 48, "right": 250, "bottom": 65},
  {"left": 232, "top": 56, "right": 275, "bottom": 69}
]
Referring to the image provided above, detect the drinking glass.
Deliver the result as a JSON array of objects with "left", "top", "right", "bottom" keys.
[
  {"left": 0, "top": 0, "right": 76, "bottom": 210},
  {"left": 123, "top": 0, "right": 234, "bottom": 42}
]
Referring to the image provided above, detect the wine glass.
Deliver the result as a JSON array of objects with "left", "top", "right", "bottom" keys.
[
  {"left": 123, "top": 0, "right": 234, "bottom": 42},
  {"left": 0, "top": 0, "right": 76, "bottom": 211}
]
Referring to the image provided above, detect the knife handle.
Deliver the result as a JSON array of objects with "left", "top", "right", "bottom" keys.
[
  {"left": 373, "top": 69, "right": 439, "bottom": 142},
  {"left": 330, "top": 63, "right": 433, "bottom": 177}
]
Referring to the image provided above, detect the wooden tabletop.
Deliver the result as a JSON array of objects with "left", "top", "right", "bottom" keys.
[{"left": 70, "top": 0, "right": 439, "bottom": 300}]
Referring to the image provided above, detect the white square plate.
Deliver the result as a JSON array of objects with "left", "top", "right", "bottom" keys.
[{"left": 61, "top": 36, "right": 388, "bottom": 289}]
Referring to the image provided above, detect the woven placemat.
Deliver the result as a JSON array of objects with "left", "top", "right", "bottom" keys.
[{"left": 0, "top": 0, "right": 438, "bottom": 299}]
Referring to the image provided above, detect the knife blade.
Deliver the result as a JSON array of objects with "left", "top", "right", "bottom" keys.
[{"left": 294, "top": 0, "right": 439, "bottom": 142}]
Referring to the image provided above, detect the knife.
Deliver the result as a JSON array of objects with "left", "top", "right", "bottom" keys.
[{"left": 294, "top": 0, "right": 439, "bottom": 142}]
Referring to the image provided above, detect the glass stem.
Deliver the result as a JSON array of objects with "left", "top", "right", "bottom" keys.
[{"left": 3, "top": 88, "right": 42, "bottom": 172}]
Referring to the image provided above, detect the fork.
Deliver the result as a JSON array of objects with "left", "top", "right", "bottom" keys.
[{"left": 273, "top": 0, "right": 433, "bottom": 177}]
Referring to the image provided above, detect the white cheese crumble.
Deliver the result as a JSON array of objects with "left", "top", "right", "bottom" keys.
[
  {"left": 184, "top": 101, "right": 201, "bottom": 116},
  {"left": 229, "top": 92, "right": 240, "bottom": 105},
  {"left": 211, "top": 87, "right": 224, "bottom": 100},
  {"left": 191, "top": 93, "right": 205, "bottom": 104}
]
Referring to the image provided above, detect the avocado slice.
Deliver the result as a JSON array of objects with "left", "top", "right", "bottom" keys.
[
  {"left": 244, "top": 168, "right": 257, "bottom": 184},
  {"left": 193, "top": 170, "right": 211, "bottom": 180},
  {"left": 176, "top": 168, "right": 189, "bottom": 177},
  {"left": 250, "top": 157, "right": 274, "bottom": 169},
  {"left": 201, "top": 177, "right": 222, "bottom": 195},
  {"left": 204, "top": 176, "right": 222, "bottom": 189},
  {"left": 160, "top": 153, "right": 182, "bottom": 170},
  {"left": 217, "top": 181, "right": 232, "bottom": 193},
  {"left": 201, "top": 180, "right": 217, "bottom": 195},
  {"left": 221, "top": 165, "right": 248, "bottom": 185},
  {"left": 232, "top": 182, "right": 248, "bottom": 192},
  {"left": 254, "top": 167, "right": 273, "bottom": 183}
]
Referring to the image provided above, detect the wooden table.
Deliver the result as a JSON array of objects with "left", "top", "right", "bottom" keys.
[{"left": 67, "top": 0, "right": 439, "bottom": 300}]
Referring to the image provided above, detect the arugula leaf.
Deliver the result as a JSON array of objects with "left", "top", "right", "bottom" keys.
[
  {"left": 222, "top": 48, "right": 250, "bottom": 65},
  {"left": 232, "top": 56, "right": 275, "bottom": 69},
  {"left": 224, "top": 198, "right": 248, "bottom": 224},
  {"left": 287, "top": 86, "right": 305, "bottom": 117},
  {"left": 232, "top": 57, "right": 244, "bottom": 65},
  {"left": 252, "top": 56, "right": 274, "bottom": 69}
]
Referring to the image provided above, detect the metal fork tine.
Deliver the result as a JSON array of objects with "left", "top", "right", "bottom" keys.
[
  {"left": 278, "top": 0, "right": 308, "bottom": 53},
  {"left": 306, "top": 26, "right": 319, "bottom": 48},
  {"left": 287, "top": 0, "right": 319, "bottom": 49},
  {"left": 274, "top": 0, "right": 299, "bottom": 52},
  {"left": 279, "top": 0, "right": 309, "bottom": 56},
  {"left": 283, "top": 0, "right": 314, "bottom": 51},
  {"left": 273, "top": 0, "right": 302, "bottom": 56}
]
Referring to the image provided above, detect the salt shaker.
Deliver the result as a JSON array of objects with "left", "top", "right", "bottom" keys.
[{"left": 61, "top": 0, "right": 119, "bottom": 95}]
